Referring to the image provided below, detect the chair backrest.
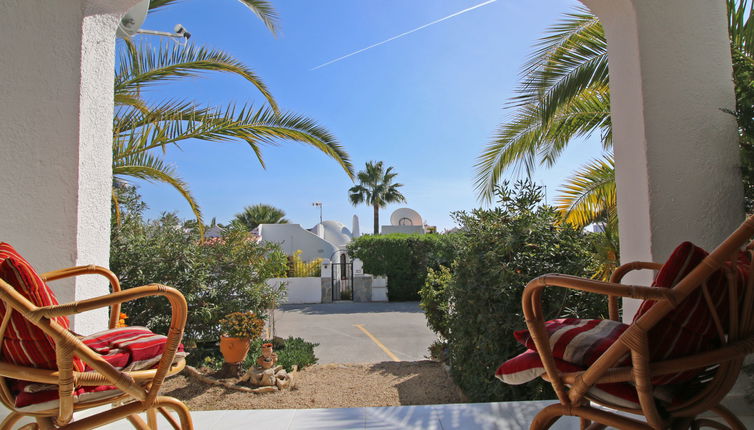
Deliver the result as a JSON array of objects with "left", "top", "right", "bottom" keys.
[
  {"left": 0, "top": 243, "right": 85, "bottom": 371},
  {"left": 632, "top": 223, "right": 754, "bottom": 416}
]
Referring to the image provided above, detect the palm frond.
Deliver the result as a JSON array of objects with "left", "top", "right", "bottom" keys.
[
  {"left": 115, "top": 104, "right": 353, "bottom": 178},
  {"left": 728, "top": 0, "right": 754, "bottom": 57},
  {"left": 113, "top": 151, "right": 204, "bottom": 237},
  {"left": 475, "top": 85, "right": 610, "bottom": 202},
  {"left": 115, "top": 42, "right": 278, "bottom": 112},
  {"left": 114, "top": 93, "right": 149, "bottom": 113},
  {"left": 148, "top": 0, "right": 180, "bottom": 12},
  {"left": 555, "top": 155, "right": 616, "bottom": 229},
  {"left": 515, "top": 8, "right": 608, "bottom": 124},
  {"left": 235, "top": 0, "right": 279, "bottom": 35}
]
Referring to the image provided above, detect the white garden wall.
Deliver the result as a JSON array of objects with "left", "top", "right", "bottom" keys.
[
  {"left": 268, "top": 277, "right": 321, "bottom": 304},
  {"left": 371, "top": 276, "right": 388, "bottom": 302}
]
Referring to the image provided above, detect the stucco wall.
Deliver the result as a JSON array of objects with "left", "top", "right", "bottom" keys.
[
  {"left": 267, "top": 278, "right": 321, "bottom": 304},
  {"left": 0, "top": 0, "right": 137, "bottom": 333},
  {"left": 258, "top": 224, "right": 338, "bottom": 261},
  {"left": 581, "top": 0, "right": 744, "bottom": 321}
]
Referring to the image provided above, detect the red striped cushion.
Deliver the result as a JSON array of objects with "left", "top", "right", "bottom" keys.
[
  {"left": 81, "top": 326, "right": 185, "bottom": 371},
  {"left": 0, "top": 243, "right": 84, "bottom": 372},
  {"left": 14, "top": 327, "right": 185, "bottom": 409},
  {"left": 633, "top": 241, "right": 749, "bottom": 383},
  {"left": 496, "top": 350, "right": 642, "bottom": 409},
  {"left": 514, "top": 318, "right": 629, "bottom": 367}
]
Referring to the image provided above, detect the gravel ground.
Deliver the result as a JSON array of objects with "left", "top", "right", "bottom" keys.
[{"left": 160, "top": 361, "right": 465, "bottom": 410}]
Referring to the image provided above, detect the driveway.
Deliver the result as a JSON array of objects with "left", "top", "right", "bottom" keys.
[{"left": 272, "top": 302, "right": 437, "bottom": 364}]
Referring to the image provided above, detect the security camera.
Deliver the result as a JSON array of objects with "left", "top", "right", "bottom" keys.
[{"left": 174, "top": 24, "right": 191, "bottom": 40}]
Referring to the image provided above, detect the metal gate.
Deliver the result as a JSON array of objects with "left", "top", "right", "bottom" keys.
[{"left": 331, "top": 253, "right": 353, "bottom": 301}]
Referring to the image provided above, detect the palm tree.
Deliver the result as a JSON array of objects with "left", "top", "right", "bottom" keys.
[
  {"left": 474, "top": 2, "right": 754, "bottom": 278},
  {"left": 113, "top": 41, "right": 353, "bottom": 235},
  {"left": 348, "top": 161, "right": 407, "bottom": 235},
  {"left": 474, "top": 8, "right": 609, "bottom": 203},
  {"left": 233, "top": 204, "right": 288, "bottom": 231}
]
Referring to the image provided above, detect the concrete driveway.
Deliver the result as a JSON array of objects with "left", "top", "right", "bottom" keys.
[{"left": 272, "top": 302, "right": 437, "bottom": 364}]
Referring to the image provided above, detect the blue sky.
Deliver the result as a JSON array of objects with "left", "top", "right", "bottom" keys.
[{"left": 130, "top": 0, "right": 605, "bottom": 232}]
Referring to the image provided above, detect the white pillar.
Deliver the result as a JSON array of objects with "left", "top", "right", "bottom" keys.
[
  {"left": 581, "top": 0, "right": 748, "bottom": 413},
  {"left": 581, "top": 0, "right": 744, "bottom": 319},
  {"left": 0, "top": 0, "right": 139, "bottom": 333}
]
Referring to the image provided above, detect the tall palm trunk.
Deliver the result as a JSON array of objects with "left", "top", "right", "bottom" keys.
[{"left": 373, "top": 203, "right": 379, "bottom": 235}]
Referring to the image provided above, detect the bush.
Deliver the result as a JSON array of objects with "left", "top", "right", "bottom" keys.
[
  {"left": 419, "top": 265, "right": 453, "bottom": 339},
  {"left": 110, "top": 187, "right": 288, "bottom": 343},
  {"left": 347, "top": 233, "right": 457, "bottom": 301},
  {"left": 444, "top": 181, "right": 606, "bottom": 402},
  {"left": 286, "top": 250, "right": 322, "bottom": 277}
]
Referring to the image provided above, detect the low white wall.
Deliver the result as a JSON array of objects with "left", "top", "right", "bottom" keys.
[
  {"left": 268, "top": 277, "right": 321, "bottom": 304},
  {"left": 371, "top": 276, "right": 388, "bottom": 302}
]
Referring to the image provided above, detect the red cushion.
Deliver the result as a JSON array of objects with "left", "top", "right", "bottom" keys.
[
  {"left": 14, "top": 327, "right": 185, "bottom": 409},
  {"left": 81, "top": 326, "right": 185, "bottom": 371},
  {"left": 633, "top": 242, "right": 749, "bottom": 383},
  {"left": 0, "top": 244, "right": 84, "bottom": 372},
  {"left": 514, "top": 318, "right": 629, "bottom": 367},
  {"left": 495, "top": 350, "right": 642, "bottom": 409}
]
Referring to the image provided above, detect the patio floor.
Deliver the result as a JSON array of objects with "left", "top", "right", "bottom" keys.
[{"left": 95, "top": 400, "right": 754, "bottom": 430}]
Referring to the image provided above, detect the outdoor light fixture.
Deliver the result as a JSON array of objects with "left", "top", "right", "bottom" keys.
[
  {"left": 312, "top": 202, "right": 323, "bottom": 224},
  {"left": 116, "top": 0, "right": 191, "bottom": 43}
]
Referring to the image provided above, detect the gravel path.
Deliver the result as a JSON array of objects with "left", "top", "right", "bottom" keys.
[{"left": 161, "top": 361, "right": 465, "bottom": 410}]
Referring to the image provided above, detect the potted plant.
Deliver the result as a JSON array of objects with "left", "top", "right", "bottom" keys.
[{"left": 218, "top": 311, "right": 265, "bottom": 364}]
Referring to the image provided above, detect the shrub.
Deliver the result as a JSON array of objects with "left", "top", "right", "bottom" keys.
[
  {"left": 419, "top": 265, "right": 453, "bottom": 339},
  {"left": 219, "top": 312, "right": 265, "bottom": 339},
  {"left": 444, "top": 181, "right": 606, "bottom": 402},
  {"left": 347, "top": 233, "right": 457, "bottom": 301},
  {"left": 287, "top": 250, "right": 322, "bottom": 277},
  {"left": 240, "top": 337, "right": 318, "bottom": 372},
  {"left": 110, "top": 187, "right": 288, "bottom": 343}
]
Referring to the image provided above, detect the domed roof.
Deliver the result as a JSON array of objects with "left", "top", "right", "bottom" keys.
[{"left": 315, "top": 220, "right": 352, "bottom": 247}]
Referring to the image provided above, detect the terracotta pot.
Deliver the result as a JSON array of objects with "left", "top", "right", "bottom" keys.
[{"left": 219, "top": 336, "right": 251, "bottom": 364}]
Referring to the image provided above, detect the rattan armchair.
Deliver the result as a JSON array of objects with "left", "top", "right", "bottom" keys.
[
  {"left": 522, "top": 216, "right": 754, "bottom": 430},
  {"left": 0, "top": 265, "right": 192, "bottom": 430}
]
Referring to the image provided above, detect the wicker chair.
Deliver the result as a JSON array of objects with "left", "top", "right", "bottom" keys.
[
  {"left": 522, "top": 216, "right": 754, "bottom": 430},
  {"left": 0, "top": 264, "right": 192, "bottom": 430}
]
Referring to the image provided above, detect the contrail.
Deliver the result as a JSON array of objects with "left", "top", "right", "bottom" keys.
[{"left": 311, "top": 0, "right": 498, "bottom": 70}]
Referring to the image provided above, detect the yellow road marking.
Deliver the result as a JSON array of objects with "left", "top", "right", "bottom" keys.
[{"left": 353, "top": 324, "right": 400, "bottom": 362}]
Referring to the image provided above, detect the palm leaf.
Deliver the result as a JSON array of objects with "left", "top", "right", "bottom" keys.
[
  {"left": 113, "top": 151, "right": 204, "bottom": 237},
  {"left": 475, "top": 84, "right": 611, "bottom": 201},
  {"left": 115, "top": 103, "right": 354, "bottom": 178},
  {"left": 115, "top": 42, "right": 278, "bottom": 112},
  {"left": 555, "top": 155, "right": 616, "bottom": 229}
]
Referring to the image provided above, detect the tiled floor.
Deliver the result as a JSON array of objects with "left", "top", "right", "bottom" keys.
[
  {"left": 15, "top": 400, "right": 754, "bottom": 429},
  {"left": 100, "top": 401, "right": 582, "bottom": 430}
]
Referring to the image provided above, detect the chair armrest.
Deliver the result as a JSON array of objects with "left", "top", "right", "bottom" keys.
[
  {"left": 39, "top": 265, "right": 122, "bottom": 329},
  {"left": 607, "top": 261, "right": 663, "bottom": 320},
  {"left": 520, "top": 273, "right": 670, "bottom": 406},
  {"left": 31, "top": 284, "right": 187, "bottom": 408}
]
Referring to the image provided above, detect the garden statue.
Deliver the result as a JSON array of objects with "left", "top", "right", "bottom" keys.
[{"left": 257, "top": 342, "right": 278, "bottom": 369}]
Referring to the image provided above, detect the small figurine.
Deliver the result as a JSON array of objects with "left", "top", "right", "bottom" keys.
[{"left": 257, "top": 342, "right": 278, "bottom": 369}]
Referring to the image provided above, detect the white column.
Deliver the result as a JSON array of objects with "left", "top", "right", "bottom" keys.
[
  {"left": 581, "top": 0, "right": 748, "bottom": 413},
  {"left": 581, "top": 0, "right": 744, "bottom": 319},
  {"left": 0, "top": 0, "right": 139, "bottom": 333}
]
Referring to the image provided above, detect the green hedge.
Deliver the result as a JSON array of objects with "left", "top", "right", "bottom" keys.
[
  {"left": 427, "top": 181, "right": 607, "bottom": 402},
  {"left": 347, "top": 233, "right": 457, "bottom": 301}
]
